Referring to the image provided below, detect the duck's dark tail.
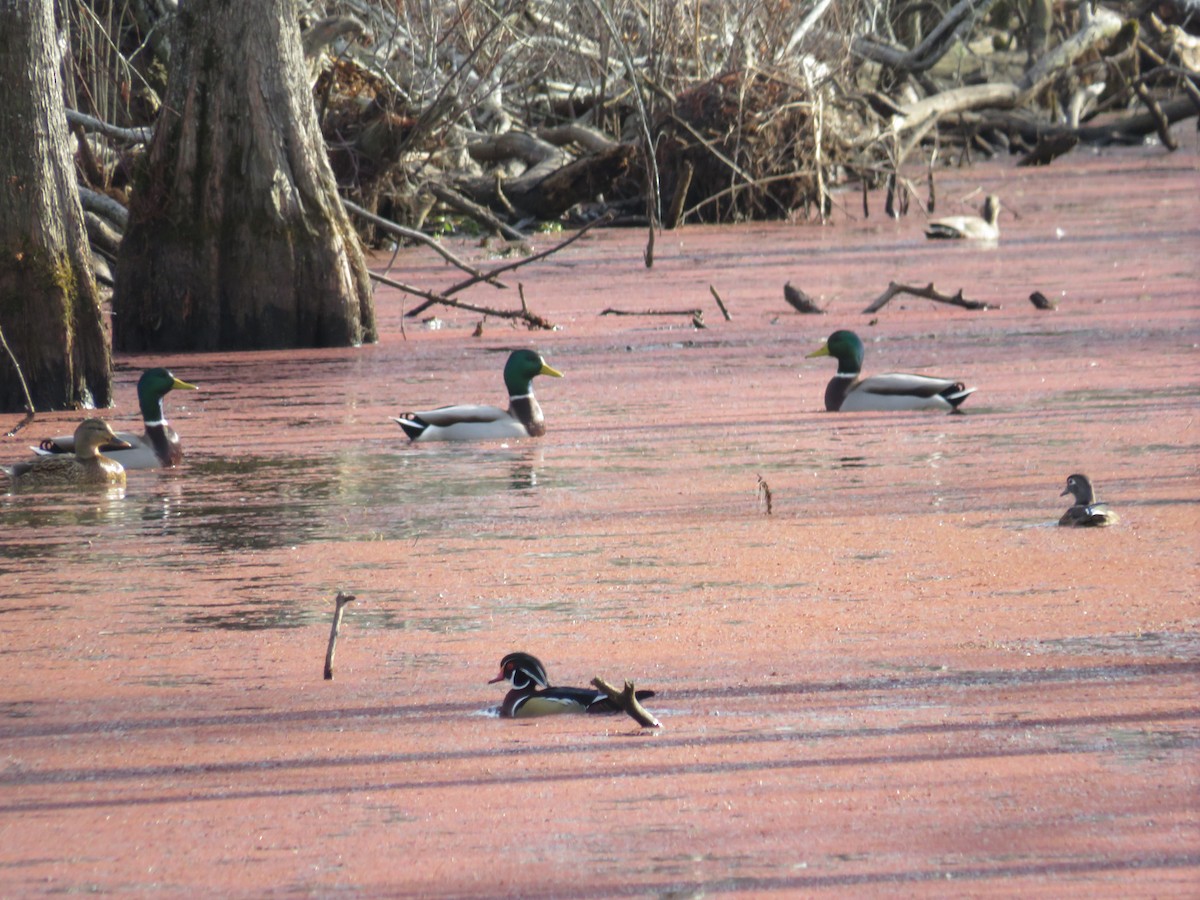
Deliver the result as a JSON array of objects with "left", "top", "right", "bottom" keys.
[
  {"left": 942, "top": 383, "right": 977, "bottom": 411},
  {"left": 392, "top": 414, "right": 428, "bottom": 441}
]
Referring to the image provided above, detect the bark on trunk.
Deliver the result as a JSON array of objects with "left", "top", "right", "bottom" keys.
[
  {"left": 114, "top": 0, "right": 376, "bottom": 352},
  {"left": 0, "top": 0, "right": 113, "bottom": 413}
]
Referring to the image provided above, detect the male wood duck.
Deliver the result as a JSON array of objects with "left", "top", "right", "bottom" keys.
[
  {"left": 7, "top": 418, "right": 130, "bottom": 488},
  {"left": 925, "top": 195, "right": 1001, "bottom": 240},
  {"left": 806, "top": 330, "right": 976, "bottom": 412},
  {"left": 489, "top": 652, "right": 655, "bottom": 718},
  {"left": 393, "top": 349, "right": 563, "bottom": 442},
  {"left": 1059, "top": 473, "right": 1120, "bottom": 526},
  {"left": 35, "top": 367, "right": 198, "bottom": 468}
]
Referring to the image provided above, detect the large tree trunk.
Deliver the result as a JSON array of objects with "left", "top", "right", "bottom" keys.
[
  {"left": 114, "top": 0, "right": 376, "bottom": 352},
  {"left": 0, "top": 0, "right": 113, "bottom": 413}
]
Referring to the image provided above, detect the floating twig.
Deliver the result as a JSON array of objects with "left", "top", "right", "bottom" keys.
[
  {"left": 862, "top": 281, "right": 995, "bottom": 313},
  {"left": 783, "top": 282, "right": 826, "bottom": 314},
  {"left": 757, "top": 475, "right": 774, "bottom": 515},
  {"left": 323, "top": 592, "right": 357, "bottom": 680},
  {"left": 1029, "top": 290, "right": 1058, "bottom": 310},
  {"left": 709, "top": 285, "right": 732, "bottom": 321},
  {"left": 600, "top": 307, "right": 703, "bottom": 317},
  {"left": 591, "top": 676, "right": 662, "bottom": 728}
]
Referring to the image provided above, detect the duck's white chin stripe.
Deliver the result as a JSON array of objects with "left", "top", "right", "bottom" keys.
[
  {"left": 834, "top": 372, "right": 855, "bottom": 379},
  {"left": 143, "top": 419, "right": 167, "bottom": 427},
  {"left": 508, "top": 393, "right": 533, "bottom": 400}
]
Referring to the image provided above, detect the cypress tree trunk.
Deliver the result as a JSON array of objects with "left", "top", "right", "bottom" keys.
[
  {"left": 0, "top": 0, "right": 113, "bottom": 413},
  {"left": 114, "top": 0, "right": 376, "bottom": 352}
]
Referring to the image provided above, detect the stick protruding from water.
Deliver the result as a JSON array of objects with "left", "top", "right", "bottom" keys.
[{"left": 323, "top": 591, "right": 357, "bottom": 680}]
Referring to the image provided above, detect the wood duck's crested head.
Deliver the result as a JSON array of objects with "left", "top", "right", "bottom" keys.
[
  {"left": 806, "top": 330, "right": 865, "bottom": 374},
  {"left": 137, "top": 367, "right": 197, "bottom": 421},
  {"left": 1061, "top": 473, "right": 1097, "bottom": 505},
  {"left": 489, "top": 652, "right": 549, "bottom": 690},
  {"left": 502, "top": 350, "right": 562, "bottom": 396},
  {"left": 74, "top": 418, "right": 131, "bottom": 459}
]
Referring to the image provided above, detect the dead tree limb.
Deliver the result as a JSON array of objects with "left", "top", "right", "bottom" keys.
[
  {"left": 66, "top": 108, "right": 153, "bottom": 144},
  {"left": 0, "top": 324, "right": 36, "bottom": 435},
  {"left": 78, "top": 186, "right": 129, "bottom": 230},
  {"left": 1017, "top": 5, "right": 1123, "bottom": 103},
  {"left": 372, "top": 272, "right": 555, "bottom": 329},
  {"left": 343, "top": 199, "right": 508, "bottom": 288},
  {"left": 863, "top": 281, "right": 995, "bottom": 313},
  {"left": 427, "top": 183, "right": 527, "bottom": 242},
  {"left": 852, "top": 0, "right": 1001, "bottom": 74},
  {"left": 591, "top": 676, "right": 661, "bottom": 728},
  {"left": 404, "top": 214, "right": 612, "bottom": 319},
  {"left": 323, "top": 591, "right": 356, "bottom": 680}
]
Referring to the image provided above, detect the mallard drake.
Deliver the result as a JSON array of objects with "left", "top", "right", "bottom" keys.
[
  {"left": 393, "top": 349, "right": 563, "bottom": 442},
  {"left": 925, "top": 195, "right": 1001, "bottom": 240},
  {"left": 806, "top": 330, "right": 976, "bottom": 412},
  {"left": 489, "top": 652, "right": 655, "bottom": 718},
  {"left": 7, "top": 419, "right": 130, "bottom": 488},
  {"left": 1059, "top": 474, "right": 1119, "bottom": 526},
  {"left": 35, "top": 368, "right": 197, "bottom": 468}
]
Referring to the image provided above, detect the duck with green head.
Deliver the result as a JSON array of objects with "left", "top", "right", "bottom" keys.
[
  {"left": 35, "top": 367, "right": 198, "bottom": 468},
  {"left": 7, "top": 418, "right": 131, "bottom": 488},
  {"left": 806, "top": 330, "right": 976, "bottom": 412},
  {"left": 393, "top": 349, "right": 563, "bottom": 441}
]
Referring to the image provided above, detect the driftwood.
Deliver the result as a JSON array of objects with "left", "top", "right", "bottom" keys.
[
  {"left": 863, "top": 281, "right": 995, "bottom": 313},
  {"left": 1029, "top": 291, "right": 1058, "bottom": 310},
  {"left": 783, "top": 282, "right": 826, "bottom": 314},
  {"left": 591, "top": 676, "right": 661, "bottom": 728},
  {"left": 323, "top": 592, "right": 356, "bottom": 680}
]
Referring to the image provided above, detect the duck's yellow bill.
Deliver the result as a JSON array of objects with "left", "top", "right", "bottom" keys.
[
  {"left": 805, "top": 345, "right": 831, "bottom": 359},
  {"left": 540, "top": 363, "right": 564, "bottom": 378}
]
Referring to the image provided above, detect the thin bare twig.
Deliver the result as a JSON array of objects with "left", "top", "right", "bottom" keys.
[
  {"left": 709, "top": 285, "right": 732, "bottom": 321},
  {"left": 0, "top": 323, "right": 36, "bottom": 436}
]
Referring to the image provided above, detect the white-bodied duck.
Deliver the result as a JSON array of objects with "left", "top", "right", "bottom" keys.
[
  {"left": 806, "top": 330, "right": 976, "bottom": 413},
  {"left": 925, "top": 195, "right": 1001, "bottom": 241},
  {"left": 35, "top": 367, "right": 197, "bottom": 468},
  {"left": 393, "top": 349, "right": 563, "bottom": 441}
]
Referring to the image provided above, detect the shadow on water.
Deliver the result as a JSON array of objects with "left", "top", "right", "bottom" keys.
[{"left": 2, "top": 445, "right": 552, "bottom": 560}]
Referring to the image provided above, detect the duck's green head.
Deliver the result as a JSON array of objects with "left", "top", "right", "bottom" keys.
[
  {"left": 806, "top": 330, "right": 864, "bottom": 374},
  {"left": 137, "top": 367, "right": 197, "bottom": 420},
  {"left": 503, "top": 350, "right": 563, "bottom": 396}
]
